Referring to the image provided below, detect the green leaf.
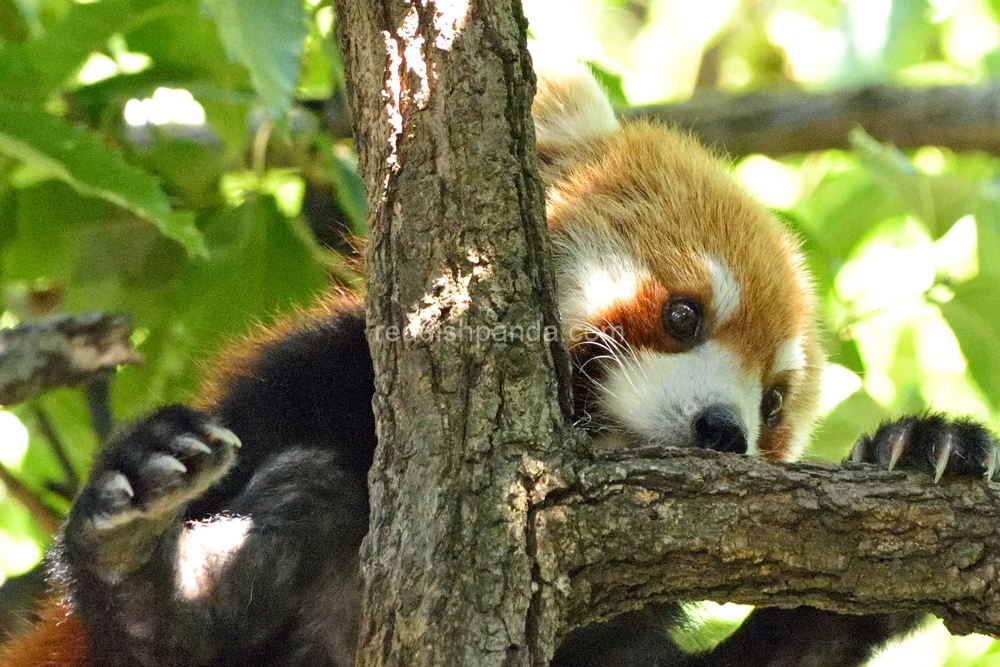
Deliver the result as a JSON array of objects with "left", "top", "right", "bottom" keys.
[
  {"left": 850, "top": 128, "right": 981, "bottom": 237},
  {"left": 0, "top": 0, "right": 140, "bottom": 100},
  {"left": 881, "top": 0, "right": 936, "bottom": 72},
  {"left": 296, "top": 18, "right": 334, "bottom": 100},
  {"left": 585, "top": 62, "right": 628, "bottom": 108},
  {"left": 810, "top": 391, "right": 889, "bottom": 463},
  {"left": 0, "top": 500, "right": 47, "bottom": 577},
  {"left": 316, "top": 135, "right": 367, "bottom": 236},
  {"left": 23, "top": 0, "right": 133, "bottom": 89},
  {"left": 199, "top": 97, "right": 252, "bottom": 155},
  {"left": 0, "top": 0, "right": 29, "bottom": 43},
  {"left": 201, "top": 0, "right": 307, "bottom": 120},
  {"left": 20, "top": 390, "right": 100, "bottom": 499},
  {"left": 940, "top": 276, "right": 1000, "bottom": 408},
  {"left": 126, "top": 3, "right": 250, "bottom": 85},
  {"left": 112, "top": 196, "right": 327, "bottom": 408},
  {"left": 129, "top": 136, "right": 226, "bottom": 209},
  {"left": 0, "top": 98, "right": 205, "bottom": 256},
  {"left": 176, "top": 195, "right": 327, "bottom": 336},
  {"left": 0, "top": 183, "right": 16, "bottom": 265},
  {"left": 791, "top": 159, "right": 898, "bottom": 260},
  {"left": 5, "top": 181, "right": 112, "bottom": 282},
  {"left": 974, "top": 194, "right": 1000, "bottom": 283}
]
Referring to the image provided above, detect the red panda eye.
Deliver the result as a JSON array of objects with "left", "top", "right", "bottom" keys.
[
  {"left": 661, "top": 297, "right": 703, "bottom": 344},
  {"left": 761, "top": 386, "right": 784, "bottom": 428}
]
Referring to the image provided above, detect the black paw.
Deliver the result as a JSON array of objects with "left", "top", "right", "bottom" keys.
[
  {"left": 849, "top": 414, "right": 999, "bottom": 482},
  {"left": 79, "top": 405, "right": 240, "bottom": 530}
]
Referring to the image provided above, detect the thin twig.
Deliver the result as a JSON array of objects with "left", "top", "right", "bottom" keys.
[
  {"left": 0, "top": 464, "right": 60, "bottom": 535},
  {"left": 28, "top": 405, "right": 80, "bottom": 502}
]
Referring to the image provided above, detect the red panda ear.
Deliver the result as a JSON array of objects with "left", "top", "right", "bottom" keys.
[{"left": 531, "top": 54, "right": 619, "bottom": 164}]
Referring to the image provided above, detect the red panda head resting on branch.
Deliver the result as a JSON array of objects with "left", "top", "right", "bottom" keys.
[{"left": 533, "top": 62, "right": 823, "bottom": 461}]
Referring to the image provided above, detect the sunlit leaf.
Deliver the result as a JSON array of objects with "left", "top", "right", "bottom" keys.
[
  {"left": 791, "top": 160, "right": 898, "bottom": 259},
  {"left": 809, "top": 391, "right": 890, "bottom": 462},
  {"left": 0, "top": 98, "right": 205, "bottom": 256},
  {"left": 22, "top": 0, "right": 133, "bottom": 89},
  {"left": 851, "top": 128, "right": 980, "bottom": 237},
  {"left": 297, "top": 18, "right": 334, "bottom": 100},
  {"left": 586, "top": 62, "right": 628, "bottom": 107},
  {"left": 940, "top": 277, "right": 1000, "bottom": 410},
  {"left": 176, "top": 194, "right": 327, "bottom": 338},
  {"left": 201, "top": 0, "right": 307, "bottom": 120},
  {"left": 882, "top": 0, "right": 937, "bottom": 72},
  {"left": 0, "top": 0, "right": 144, "bottom": 99}
]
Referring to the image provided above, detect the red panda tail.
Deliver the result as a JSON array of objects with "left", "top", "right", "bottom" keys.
[{"left": 0, "top": 598, "right": 90, "bottom": 667}]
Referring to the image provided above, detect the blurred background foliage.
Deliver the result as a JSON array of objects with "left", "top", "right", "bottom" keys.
[{"left": 0, "top": 0, "right": 999, "bottom": 664}]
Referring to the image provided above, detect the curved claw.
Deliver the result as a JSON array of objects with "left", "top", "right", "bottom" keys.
[
  {"left": 173, "top": 435, "right": 213, "bottom": 457},
  {"left": 985, "top": 447, "right": 998, "bottom": 482},
  {"left": 886, "top": 427, "right": 908, "bottom": 472},
  {"left": 849, "top": 440, "right": 868, "bottom": 463},
  {"left": 103, "top": 471, "right": 135, "bottom": 500},
  {"left": 150, "top": 454, "right": 187, "bottom": 474},
  {"left": 204, "top": 424, "right": 242, "bottom": 449},
  {"left": 933, "top": 433, "right": 954, "bottom": 484},
  {"left": 91, "top": 472, "right": 136, "bottom": 530}
]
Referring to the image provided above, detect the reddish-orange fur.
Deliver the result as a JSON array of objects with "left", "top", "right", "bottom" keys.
[
  {"left": 0, "top": 600, "right": 90, "bottom": 667},
  {"left": 195, "top": 291, "right": 363, "bottom": 412},
  {"left": 593, "top": 280, "right": 676, "bottom": 352}
]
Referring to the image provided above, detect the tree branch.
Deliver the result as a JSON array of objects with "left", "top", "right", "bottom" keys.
[
  {"left": 0, "top": 465, "right": 60, "bottom": 534},
  {"left": 0, "top": 312, "right": 141, "bottom": 407},
  {"left": 630, "top": 82, "right": 1000, "bottom": 156},
  {"left": 531, "top": 447, "right": 1000, "bottom": 646}
]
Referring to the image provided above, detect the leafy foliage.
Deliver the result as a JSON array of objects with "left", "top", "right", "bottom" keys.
[
  {"left": 202, "top": 0, "right": 308, "bottom": 121},
  {"left": 0, "top": 0, "right": 362, "bottom": 584},
  {"left": 0, "top": 97, "right": 204, "bottom": 255}
]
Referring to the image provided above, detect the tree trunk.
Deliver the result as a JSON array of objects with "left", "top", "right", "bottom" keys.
[{"left": 334, "top": 2, "right": 571, "bottom": 665}]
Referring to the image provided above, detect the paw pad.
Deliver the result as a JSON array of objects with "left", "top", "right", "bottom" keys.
[{"left": 82, "top": 406, "right": 239, "bottom": 530}]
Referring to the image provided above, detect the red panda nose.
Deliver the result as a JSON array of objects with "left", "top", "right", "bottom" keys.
[{"left": 694, "top": 405, "right": 748, "bottom": 454}]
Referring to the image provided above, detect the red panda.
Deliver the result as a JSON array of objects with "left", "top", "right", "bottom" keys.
[
  {"left": 533, "top": 63, "right": 822, "bottom": 463},
  {"left": 2, "top": 62, "right": 997, "bottom": 667}
]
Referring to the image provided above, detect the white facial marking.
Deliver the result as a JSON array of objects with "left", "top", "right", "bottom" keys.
[
  {"left": 600, "top": 341, "right": 762, "bottom": 454},
  {"left": 552, "top": 227, "right": 651, "bottom": 338},
  {"left": 772, "top": 337, "right": 807, "bottom": 376},
  {"left": 705, "top": 256, "right": 740, "bottom": 326},
  {"left": 580, "top": 262, "right": 642, "bottom": 315},
  {"left": 784, "top": 423, "right": 812, "bottom": 462}
]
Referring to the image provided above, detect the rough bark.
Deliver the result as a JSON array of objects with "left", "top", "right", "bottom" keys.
[
  {"left": 629, "top": 82, "right": 1000, "bottom": 157},
  {"left": 533, "top": 447, "right": 1000, "bottom": 645},
  {"left": 0, "top": 312, "right": 140, "bottom": 407},
  {"left": 334, "top": 1, "right": 570, "bottom": 666}
]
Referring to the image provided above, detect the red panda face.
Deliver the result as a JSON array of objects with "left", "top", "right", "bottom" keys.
[{"left": 534, "top": 64, "right": 822, "bottom": 461}]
